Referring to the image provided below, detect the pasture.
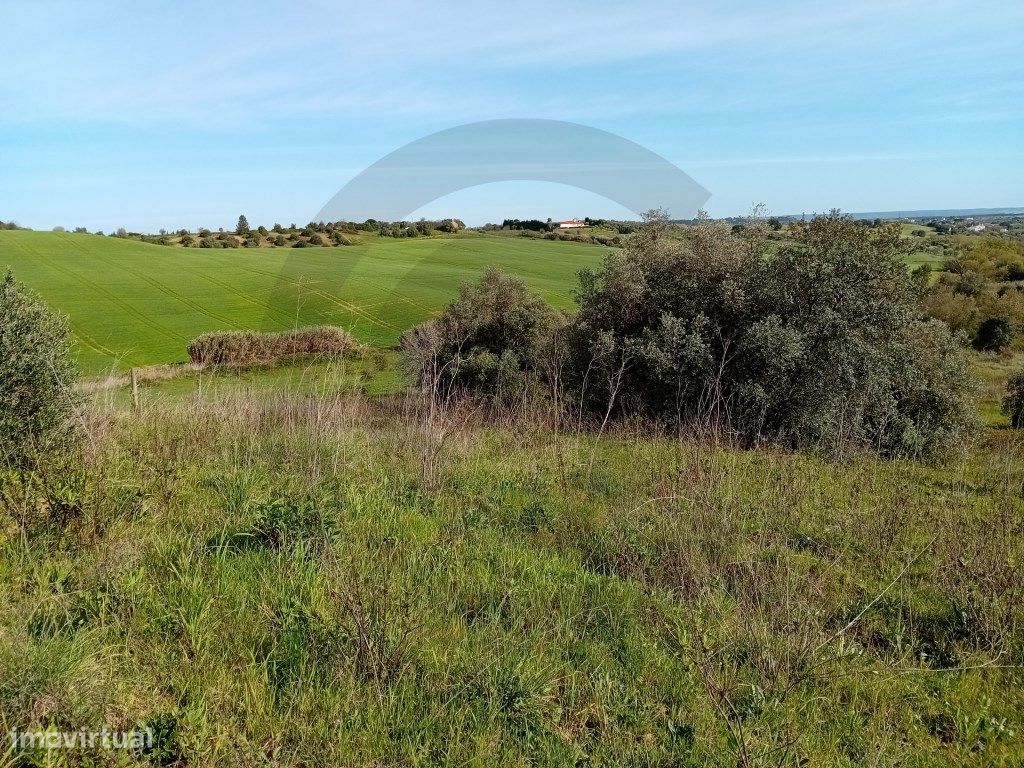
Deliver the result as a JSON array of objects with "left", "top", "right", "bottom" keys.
[{"left": 0, "top": 231, "right": 606, "bottom": 373}]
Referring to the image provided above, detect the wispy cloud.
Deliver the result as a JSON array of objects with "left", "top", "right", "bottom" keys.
[
  {"left": 1, "top": 0, "right": 1021, "bottom": 228},
  {"left": 3, "top": 0, "right": 1019, "bottom": 128}
]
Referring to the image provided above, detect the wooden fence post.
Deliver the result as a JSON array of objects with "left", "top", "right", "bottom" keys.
[{"left": 131, "top": 367, "right": 140, "bottom": 412}]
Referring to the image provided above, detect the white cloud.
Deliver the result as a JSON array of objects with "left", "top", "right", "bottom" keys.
[{"left": 3, "top": 0, "right": 1019, "bottom": 128}]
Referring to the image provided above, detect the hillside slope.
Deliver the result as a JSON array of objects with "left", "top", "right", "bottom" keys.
[
  {"left": 2, "top": 394, "right": 1021, "bottom": 765},
  {"left": 0, "top": 231, "right": 605, "bottom": 373}
]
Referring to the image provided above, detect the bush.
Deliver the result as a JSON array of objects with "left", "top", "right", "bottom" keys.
[
  {"left": 186, "top": 326, "right": 358, "bottom": 366},
  {"left": 0, "top": 272, "right": 79, "bottom": 469},
  {"left": 1002, "top": 370, "right": 1024, "bottom": 428},
  {"left": 973, "top": 316, "right": 1013, "bottom": 353},
  {"left": 400, "top": 267, "right": 563, "bottom": 402},
  {"left": 1004, "top": 263, "right": 1024, "bottom": 282},
  {"left": 567, "top": 213, "right": 978, "bottom": 458},
  {"left": 406, "top": 215, "right": 978, "bottom": 459}
]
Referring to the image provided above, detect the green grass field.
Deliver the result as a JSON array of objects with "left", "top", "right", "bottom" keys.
[
  {"left": 3, "top": 393, "right": 1021, "bottom": 766},
  {"left": 0, "top": 231, "right": 607, "bottom": 374}
]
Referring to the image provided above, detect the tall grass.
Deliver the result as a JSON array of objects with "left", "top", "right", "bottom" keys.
[{"left": 0, "top": 390, "right": 1021, "bottom": 765}]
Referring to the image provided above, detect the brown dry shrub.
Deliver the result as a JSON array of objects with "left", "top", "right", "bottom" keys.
[{"left": 186, "top": 326, "right": 357, "bottom": 366}]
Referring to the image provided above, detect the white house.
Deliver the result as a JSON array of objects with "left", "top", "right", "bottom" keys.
[{"left": 556, "top": 219, "right": 586, "bottom": 229}]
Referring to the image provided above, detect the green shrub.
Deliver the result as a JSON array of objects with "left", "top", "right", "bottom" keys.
[
  {"left": 973, "top": 316, "right": 1014, "bottom": 353},
  {"left": 186, "top": 326, "right": 357, "bottom": 366},
  {"left": 407, "top": 214, "right": 978, "bottom": 459},
  {"left": 1002, "top": 370, "right": 1024, "bottom": 428},
  {"left": 1004, "top": 263, "right": 1024, "bottom": 282},
  {"left": 567, "top": 213, "right": 978, "bottom": 458},
  {"left": 400, "top": 267, "right": 563, "bottom": 402},
  {"left": 207, "top": 497, "right": 338, "bottom": 553},
  {"left": 0, "top": 271, "right": 79, "bottom": 469}
]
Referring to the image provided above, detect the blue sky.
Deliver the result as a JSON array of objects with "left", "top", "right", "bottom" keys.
[{"left": 0, "top": 0, "right": 1021, "bottom": 231}]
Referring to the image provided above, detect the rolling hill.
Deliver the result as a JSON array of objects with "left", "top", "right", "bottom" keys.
[{"left": 0, "top": 231, "right": 607, "bottom": 373}]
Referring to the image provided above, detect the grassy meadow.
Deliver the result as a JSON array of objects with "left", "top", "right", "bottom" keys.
[
  {"left": 0, "top": 231, "right": 606, "bottom": 374},
  {"left": 1, "top": 393, "right": 1022, "bottom": 766}
]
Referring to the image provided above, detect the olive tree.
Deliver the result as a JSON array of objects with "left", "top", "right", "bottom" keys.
[
  {"left": 568, "top": 212, "right": 978, "bottom": 459},
  {"left": 0, "top": 271, "right": 79, "bottom": 469}
]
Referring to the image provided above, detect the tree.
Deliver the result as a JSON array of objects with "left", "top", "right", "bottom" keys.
[
  {"left": 400, "top": 267, "right": 563, "bottom": 403},
  {"left": 1002, "top": 370, "right": 1024, "bottom": 428},
  {"left": 973, "top": 316, "right": 1014, "bottom": 353},
  {"left": 235, "top": 215, "right": 251, "bottom": 236},
  {"left": 0, "top": 272, "right": 78, "bottom": 469}
]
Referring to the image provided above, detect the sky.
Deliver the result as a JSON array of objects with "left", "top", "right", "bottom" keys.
[{"left": 0, "top": 0, "right": 1021, "bottom": 231}]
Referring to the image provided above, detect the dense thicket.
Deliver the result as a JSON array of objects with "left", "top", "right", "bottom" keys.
[
  {"left": 187, "top": 326, "right": 357, "bottom": 366},
  {"left": 404, "top": 214, "right": 979, "bottom": 459},
  {"left": 922, "top": 236, "right": 1024, "bottom": 351},
  {"left": 0, "top": 271, "right": 78, "bottom": 469}
]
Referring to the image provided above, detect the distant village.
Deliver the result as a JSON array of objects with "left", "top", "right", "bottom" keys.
[{"left": 912, "top": 214, "right": 1021, "bottom": 235}]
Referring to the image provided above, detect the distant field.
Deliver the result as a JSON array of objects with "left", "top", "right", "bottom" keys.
[{"left": 0, "top": 231, "right": 607, "bottom": 373}]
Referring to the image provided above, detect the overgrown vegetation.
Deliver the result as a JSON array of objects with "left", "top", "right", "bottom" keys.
[
  {"left": 406, "top": 213, "right": 979, "bottom": 459},
  {"left": 0, "top": 392, "right": 1019, "bottom": 765},
  {"left": 1, "top": 211, "right": 1022, "bottom": 765},
  {"left": 186, "top": 326, "right": 358, "bottom": 367},
  {"left": 922, "top": 236, "right": 1024, "bottom": 352},
  {"left": 400, "top": 267, "right": 563, "bottom": 403}
]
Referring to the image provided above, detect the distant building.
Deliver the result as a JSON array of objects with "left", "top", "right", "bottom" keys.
[
  {"left": 556, "top": 219, "right": 586, "bottom": 229},
  {"left": 966, "top": 223, "right": 986, "bottom": 233}
]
